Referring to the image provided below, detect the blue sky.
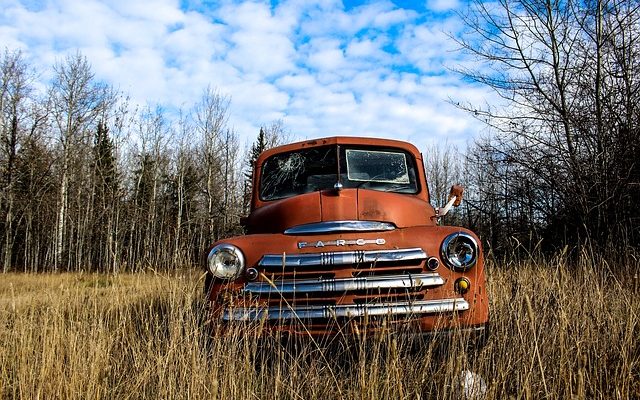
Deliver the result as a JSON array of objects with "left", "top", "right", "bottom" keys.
[{"left": 0, "top": 0, "right": 492, "bottom": 149}]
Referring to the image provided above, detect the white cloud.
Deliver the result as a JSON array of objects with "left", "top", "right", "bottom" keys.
[
  {"left": 163, "top": 13, "right": 228, "bottom": 63},
  {"left": 373, "top": 7, "right": 417, "bottom": 27},
  {"left": 306, "top": 40, "right": 346, "bottom": 71},
  {"left": 345, "top": 36, "right": 389, "bottom": 60},
  {"left": 275, "top": 74, "right": 317, "bottom": 91},
  {"left": 396, "top": 22, "right": 462, "bottom": 74},
  {"left": 218, "top": 2, "right": 297, "bottom": 76},
  {"left": 425, "top": 0, "right": 461, "bottom": 12},
  {"left": 0, "top": 0, "right": 494, "bottom": 151}
]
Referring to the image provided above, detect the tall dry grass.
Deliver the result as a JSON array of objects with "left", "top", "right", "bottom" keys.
[{"left": 1, "top": 252, "right": 639, "bottom": 399}]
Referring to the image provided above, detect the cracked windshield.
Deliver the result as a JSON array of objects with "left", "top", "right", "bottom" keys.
[{"left": 260, "top": 146, "right": 417, "bottom": 200}]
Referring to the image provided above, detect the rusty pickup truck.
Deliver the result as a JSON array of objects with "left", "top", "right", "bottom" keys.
[{"left": 204, "top": 136, "right": 489, "bottom": 340}]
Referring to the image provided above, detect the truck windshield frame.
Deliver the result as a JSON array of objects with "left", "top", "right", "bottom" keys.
[{"left": 259, "top": 145, "right": 419, "bottom": 201}]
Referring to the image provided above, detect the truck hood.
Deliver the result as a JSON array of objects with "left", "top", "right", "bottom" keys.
[{"left": 246, "top": 188, "right": 436, "bottom": 234}]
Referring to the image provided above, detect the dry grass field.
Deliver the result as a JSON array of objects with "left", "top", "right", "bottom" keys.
[{"left": 1, "top": 252, "right": 639, "bottom": 399}]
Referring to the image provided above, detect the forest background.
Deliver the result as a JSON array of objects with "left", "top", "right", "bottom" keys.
[{"left": 0, "top": 0, "right": 639, "bottom": 273}]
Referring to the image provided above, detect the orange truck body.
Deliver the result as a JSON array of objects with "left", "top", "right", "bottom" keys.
[{"left": 205, "top": 137, "right": 489, "bottom": 338}]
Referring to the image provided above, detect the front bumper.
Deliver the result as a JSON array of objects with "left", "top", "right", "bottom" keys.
[
  {"left": 222, "top": 297, "right": 469, "bottom": 321},
  {"left": 206, "top": 238, "right": 489, "bottom": 338}
]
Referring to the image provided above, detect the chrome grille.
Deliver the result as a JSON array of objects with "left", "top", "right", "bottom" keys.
[
  {"left": 223, "top": 247, "right": 465, "bottom": 322},
  {"left": 244, "top": 273, "right": 444, "bottom": 294},
  {"left": 258, "top": 248, "right": 426, "bottom": 268}
]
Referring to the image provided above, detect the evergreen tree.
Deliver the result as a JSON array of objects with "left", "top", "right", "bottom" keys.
[
  {"left": 243, "top": 128, "right": 266, "bottom": 213},
  {"left": 91, "top": 120, "right": 117, "bottom": 269}
]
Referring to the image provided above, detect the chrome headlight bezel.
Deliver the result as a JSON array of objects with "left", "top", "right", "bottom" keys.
[
  {"left": 207, "top": 243, "right": 245, "bottom": 280},
  {"left": 440, "top": 232, "right": 478, "bottom": 272}
]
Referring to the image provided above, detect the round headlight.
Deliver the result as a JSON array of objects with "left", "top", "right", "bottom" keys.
[
  {"left": 440, "top": 232, "right": 478, "bottom": 272},
  {"left": 207, "top": 244, "right": 245, "bottom": 279}
]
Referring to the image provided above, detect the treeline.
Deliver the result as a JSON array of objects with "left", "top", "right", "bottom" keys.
[
  {"left": 0, "top": 50, "right": 286, "bottom": 272},
  {"left": 2, "top": 0, "right": 639, "bottom": 273},
  {"left": 430, "top": 0, "right": 640, "bottom": 255}
]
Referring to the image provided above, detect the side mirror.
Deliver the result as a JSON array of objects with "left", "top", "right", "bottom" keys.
[
  {"left": 436, "top": 185, "right": 464, "bottom": 218},
  {"left": 449, "top": 184, "right": 464, "bottom": 207}
]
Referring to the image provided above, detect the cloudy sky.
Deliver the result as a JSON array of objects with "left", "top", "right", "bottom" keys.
[{"left": 1, "top": 0, "right": 492, "bottom": 149}]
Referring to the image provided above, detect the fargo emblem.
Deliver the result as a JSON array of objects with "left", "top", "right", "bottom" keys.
[{"left": 297, "top": 238, "right": 386, "bottom": 249}]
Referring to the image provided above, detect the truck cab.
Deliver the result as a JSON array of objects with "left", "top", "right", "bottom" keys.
[{"left": 205, "top": 136, "right": 489, "bottom": 338}]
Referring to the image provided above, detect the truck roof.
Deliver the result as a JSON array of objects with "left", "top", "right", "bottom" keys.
[{"left": 255, "top": 136, "right": 423, "bottom": 168}]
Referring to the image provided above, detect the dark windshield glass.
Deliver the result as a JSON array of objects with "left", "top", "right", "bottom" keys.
[
  {"left": 345, "top": 149, "right": 410, "bottom": 184},
  {"left": 260, "top": 146, "right": 337, "bottom": 201},
  {"left": 259, "top": 145, "right": 418, "bottom": 201}
]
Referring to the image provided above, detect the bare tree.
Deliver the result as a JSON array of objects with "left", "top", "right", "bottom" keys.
[
  {"left": 0, "top": 50, "right": 272, "bottom": 271},
  {"left": 424, "top": 143, "right": 462, "bottom": 207},
  {"left": 456, "top": 0, "right": 640, "bottom": 248},
  {"left": 262, "top": 119, "right": 291, "bottom": 148},
  {"left": 219, "top": 128, "right": 242, "bottom": 237},
  {"left": 169, "top": 112, "right": 200, "bottom": 266},
  {"left": 0, "top": 50, "right": 34, "bottom": 272},
  {"left": 49, "top": 53, "right": 115, "bottom": 270},
  {"left": 193, "top": 87, "right": 230, "bottom": 243}
]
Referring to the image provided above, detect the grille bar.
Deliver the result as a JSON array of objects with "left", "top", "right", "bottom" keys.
[
  {"left": 258, "top": 248, "right": 427, "bottom": 268},
  {"left": 244, "top": 273, "right": 444, "bottom": 294},
  {"left": 223, "top": 298, "right": 469, "bottom": 321},
  {"left": 284, "top": 220, "right": 396, "bottom": 235}
]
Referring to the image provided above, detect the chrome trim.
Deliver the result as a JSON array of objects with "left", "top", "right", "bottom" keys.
[
  {"left": 258, "top": 248, "right": 427, "bottom": 268},
  {"left": 223, "top": 298, "right": 469, "bottom": 321},
  {"left": 426, "top": 257, "right": 440, "bottom": 271},
  {"left": 207, "top": 243, "right": 246, "bottom": 279},
  {"left": 297, "top": 238, "right": 386, "bottom": 249},
  {"left": 284, "top": 220, "right": 396, "bottom": 235},
  {"left": 440, "top": 232, "right": 478, "bottom": 272},
  {"left": 243, "top": 273, "right": 444, "bottom": 294}
]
